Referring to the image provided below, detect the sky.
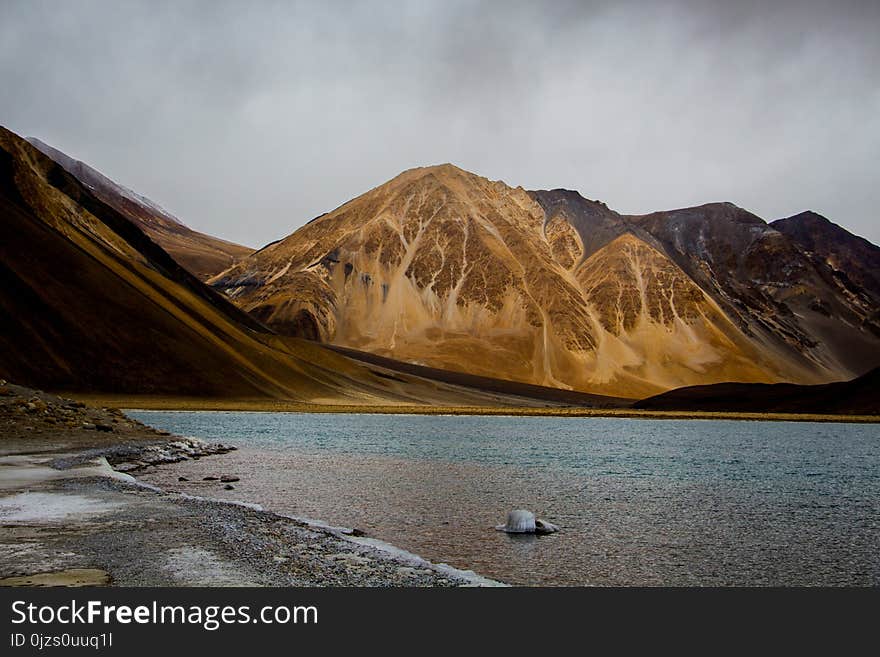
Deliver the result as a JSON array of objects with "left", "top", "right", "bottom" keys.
[{"left": 1, "top": 0, "right": 878, "bottom": 247}]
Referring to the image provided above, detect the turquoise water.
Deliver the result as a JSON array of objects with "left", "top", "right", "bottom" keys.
[{"left": 129, "top": 412, "right": 880, "bottom": 586}]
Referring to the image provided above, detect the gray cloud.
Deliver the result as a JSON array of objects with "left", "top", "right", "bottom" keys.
[{"left": 1, "top": 0, "right": 878, "bottom": 246}]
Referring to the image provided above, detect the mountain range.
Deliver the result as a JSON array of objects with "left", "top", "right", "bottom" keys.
[
  {"left": 210, "top": 164, "right": 880, "bottom": 398},
  {"left": 2, "top": 126, "right": 616, "bottom": 407},
  {"left": 4, "top": 126, "right": 879, "bottom": 406}
]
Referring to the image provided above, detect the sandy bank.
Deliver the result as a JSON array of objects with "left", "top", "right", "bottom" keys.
[{"left": 68, "top": 394, "right": 880, "bottom": 424}]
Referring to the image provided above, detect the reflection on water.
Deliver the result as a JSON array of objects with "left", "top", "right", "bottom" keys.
[{"left": 129, "top": 412, "right": 880, "bottom": 586}]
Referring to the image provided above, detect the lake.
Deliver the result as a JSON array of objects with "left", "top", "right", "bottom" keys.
[{"left": 127, "top": 411, "right": 880, "bottom": 586}]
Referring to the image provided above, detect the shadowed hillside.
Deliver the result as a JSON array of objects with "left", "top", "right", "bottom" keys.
[{"left": 634, "top": 368, "right": 880, "bottom": 415}]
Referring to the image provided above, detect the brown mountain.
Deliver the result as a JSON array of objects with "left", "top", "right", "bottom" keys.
[
  {"left": 26, "top": 137, "right": 252, "bottom": 279},
  {"left": 211, "top": 164, "right": 880, "bottom": 397},
  {"left": 1, "top": 127, "right": 621, "bottom": 407},
  {"left": 627, "top": 203, "right": 880, "bottom": 380},
  {"left": 635, "top": 367, "right": 880, "bottom": 415}
]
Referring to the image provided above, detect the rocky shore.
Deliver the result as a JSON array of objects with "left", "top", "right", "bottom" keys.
[{"left": 0, "top": 382, "right": 499, "bottom": 587}]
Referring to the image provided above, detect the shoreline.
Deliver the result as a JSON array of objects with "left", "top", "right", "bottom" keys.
[
  {"left": 0, "top": 384, "right": 502, "bottom": 587},
  {"left": 69, "top": 394, "right": 880, "bottom": 424}
]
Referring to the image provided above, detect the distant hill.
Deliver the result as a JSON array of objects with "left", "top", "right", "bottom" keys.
[
  {"left": 634, "top": 368, "right": 880, "bottom": 415},
  {"left": 26, "top": 137, "right": 252, "bottom": 279}
]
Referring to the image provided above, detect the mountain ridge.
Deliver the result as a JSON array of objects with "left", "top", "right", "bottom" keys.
[
  {"left": 25, "top": 137, "right": 253, "bottom": 279},
  {"left": 210, "top": 163, "right": 879, "bottom": 397},
  {"left": 7, "top": 131, "right": 876, "bottom": 402}
]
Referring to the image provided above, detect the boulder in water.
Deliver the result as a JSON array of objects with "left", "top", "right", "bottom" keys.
[
  {"left": 496, "top": 509, "right": 559, "bottom": 534},
  {"left": 496, "top": 509, "right": 535, "bottom": 533}
]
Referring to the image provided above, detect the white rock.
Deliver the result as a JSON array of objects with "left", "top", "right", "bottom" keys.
[
  {"left": 496, "top": 509, "right": 559, "bottom": 534},
  {"left": 496, "top": 509, "right": 536, "bottom": 533}
]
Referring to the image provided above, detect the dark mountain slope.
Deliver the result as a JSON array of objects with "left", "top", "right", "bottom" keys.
[
  {"left": 772, "top": 210, "right": 880, "bottom": 304},
  {"left": 0, "top": 129, "right": 323, "bottom": 396}
]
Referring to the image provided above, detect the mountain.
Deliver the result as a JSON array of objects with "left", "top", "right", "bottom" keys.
[
  {"left": 627, "top": 203, "right": 880, "bottom": 380},
  {"left": 26, "top": 137, "right": 252, "bottom": 279},
  {"left": 1, "top": 127, "right": 622, "bottom": 407},
  {"left": 6, "top": 128, "right": 878, "bottom": 403},
  {"left": 210, "top": 164, "right": 880, "bottom": 397},
  {"left": 634, "top": 367, "right": 880, "bottom": 415},
  {"left": 771, "top": 211, "right": 880, "bottom": 304}
]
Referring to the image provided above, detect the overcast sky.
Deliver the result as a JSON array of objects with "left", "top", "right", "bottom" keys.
[{"left": 1, "top": 0, "right": 878, "bottom": 247}]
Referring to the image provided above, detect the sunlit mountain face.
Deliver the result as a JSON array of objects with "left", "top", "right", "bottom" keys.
[{"left": 209, "top": 164, "right": 880, "bottom": 398}]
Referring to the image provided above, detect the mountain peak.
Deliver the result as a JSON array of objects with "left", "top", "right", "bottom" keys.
[
  {"left": 772, "top": 210, "right": 880, "bottom": 302},
  {"left": 367, "top": 163, "right": 496, "bottom": 200},
  {"left": 530, "top": 188, "right": 612, "bottom": 212},
  {"left": 422, "top": 162, "right": 466, "bottom": 174},
  {"left": 691, "top": 201, "right": 746, "bottom": 213},
  {"left": 772, "top": 210, "right": 871, "bottom": 243},
  {"left": 395, "top": 162, "right": 475, "bottom": 182},
  {"left": 775, "top": 210, "right": 830, "bottom": 224}
]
